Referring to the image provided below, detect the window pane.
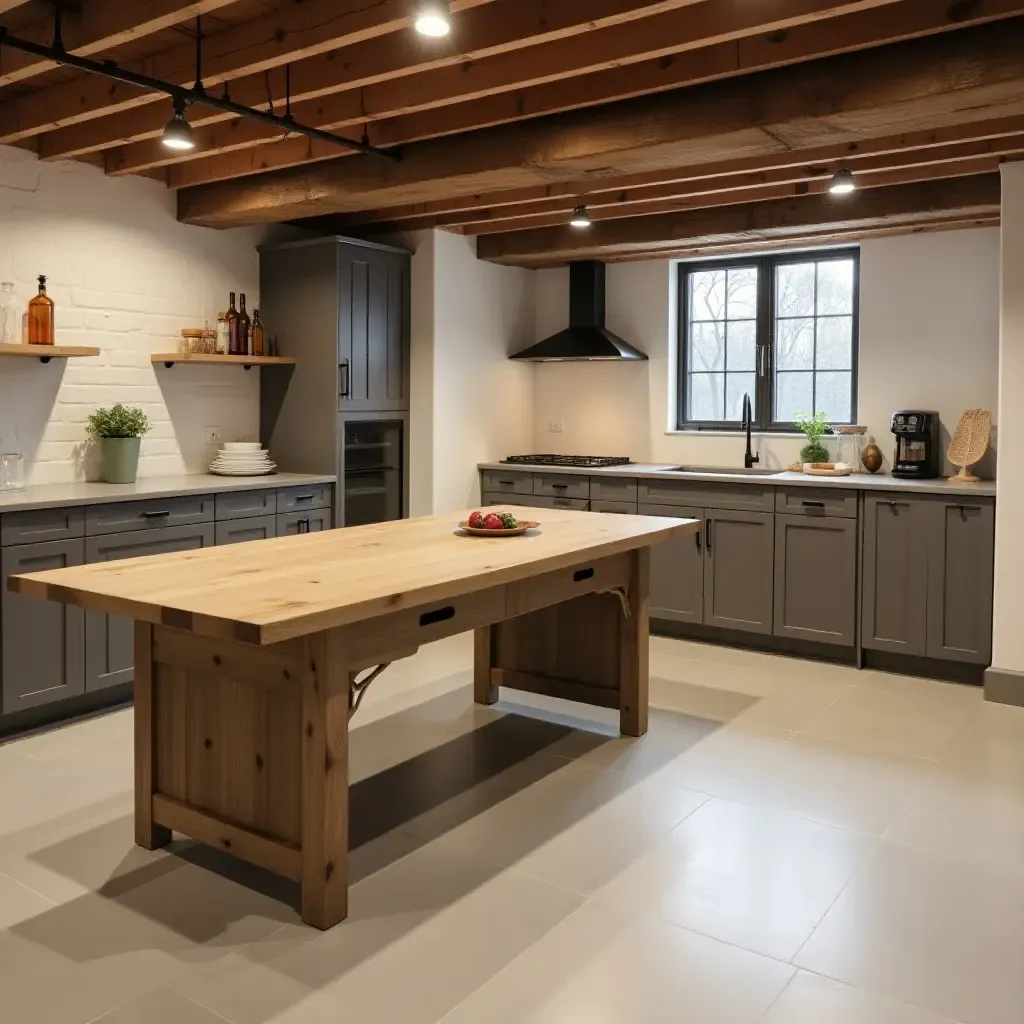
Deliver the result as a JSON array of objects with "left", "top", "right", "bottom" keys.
[
  {"left": 816, "top": 371, "right": 852, "bottom": 422},
  {"left": 690, "top": 270, "right": 727, "bottom": 321},
  {"left": 726, "top": 373, "right": 756, "bottom": 421},
  {"left": 817, "top": 316, "right": 853, "bottom": 370},
  {"left": 776, "top": 262, "right": 815, "bottom": 317},
  {"left": 690, "top": 321, "right": 725, "bottom": 372},
  {"left": 817, "top": 259, "right": 855, "bottom": 315},
  {"left": 775, "top": 371, "right": 813, "bottom": 422},
  {"left": 776, "top": 318, "right": 814, "bottom": 370},
  {"left": 727, "top": 266, "right": 758, "bottom": 319},
  {"left": 690, "top": 373, "right": 724, "bottom": 421},
  {"left": 727, "top": 320, "right": 756, "bottom": 371}
]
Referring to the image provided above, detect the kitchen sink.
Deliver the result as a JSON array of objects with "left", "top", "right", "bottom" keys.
[{"left": 667, "top": 466, "right": 786, "bottom": 476}]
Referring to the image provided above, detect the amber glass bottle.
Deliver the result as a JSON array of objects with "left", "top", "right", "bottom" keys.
[
  {"left": 226, "top": 292, "right": 240, "bottom": 355},
  {"left": 238, "top": 294, "right": 252, "bottom": 356},
  {"left": 250, "top": 309, "right": 265, "bottom": 356},
  {"left": 27, "top": 275, "right": 55, "bottom": 346}
]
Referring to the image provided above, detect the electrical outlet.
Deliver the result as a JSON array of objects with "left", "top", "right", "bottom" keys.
[
  {"left": 548, "top": 420, "right": 564, "bottom": 434},
  {"left": 204, "top": 426, "right": 222, "bottom": 446}
]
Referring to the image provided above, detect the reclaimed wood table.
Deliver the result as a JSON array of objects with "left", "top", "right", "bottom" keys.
[{"left": 9, "top": 506, "right": 696, "bottom": 928}]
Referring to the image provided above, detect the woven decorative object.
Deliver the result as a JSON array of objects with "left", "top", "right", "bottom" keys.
[{"left": 947, "top": 409, "right": 991, "bottom": 483}]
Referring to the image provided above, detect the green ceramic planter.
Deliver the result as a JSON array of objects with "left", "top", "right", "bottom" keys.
[{"left": 101, "top": 436, "right": 142, "bottom": 484}]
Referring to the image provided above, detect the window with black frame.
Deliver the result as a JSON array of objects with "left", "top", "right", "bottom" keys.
[{"left": 677, "top": 249, "right": 859, "bottom": 430}]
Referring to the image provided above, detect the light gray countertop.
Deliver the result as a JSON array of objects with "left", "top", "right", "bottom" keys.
[
  {"left": 0, "top": 473, "right": 336, "bottom": 514},
  {"left": 478, "top": 462, "right": 997, "bottom": 497}
]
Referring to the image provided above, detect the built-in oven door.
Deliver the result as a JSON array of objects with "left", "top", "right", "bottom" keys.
[{"left": 341, "top": 418, "right": 404, "bottom": 527}]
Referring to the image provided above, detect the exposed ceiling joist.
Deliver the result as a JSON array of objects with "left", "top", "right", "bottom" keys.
[
  {"left": 40, "top": 0, "right": 719, "bottom": 163},
  {"left": 474, "top": 174, "right": 1002, "bottom": 264},
  {"left": 175, "top": 21, "right": 1024, "bottom": 227},
  {"left": 163, "top": 0, "right": 1024, "bottom": 190}
]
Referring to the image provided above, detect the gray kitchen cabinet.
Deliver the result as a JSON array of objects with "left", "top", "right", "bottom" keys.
[
  {"left": 216, "top": 515, "right": 277, "bottom": 545},
  {"left": 861, "top": 495, "right": 928, "bottom": 656},
  {"left": 774, "top": 514, "right": 857, "bottom": 646},
  {"left": 641, "top": 503, "right": 704, "bottom": 625},
  {"left": 2, "top": 539, "right": 86, "bottom": 712},
  {"left": 925, "top": 498, "right": 995, "bottom": 664},
  {"left": 590, "top": 500, "right": 638, "bottom": 514},
  {"left": 703, "top": 509, "right": 774, "bottom": 634},
  {"left": 277, "top": 509, "right": 333, "bottom": 536},
  {"left": 84, "top": 523, "right": 217, "bottom": 693}
]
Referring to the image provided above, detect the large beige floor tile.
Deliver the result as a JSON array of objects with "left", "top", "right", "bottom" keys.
[
  {"left": 0, "top": 870, "right": 55, "bottom": 927},
  {"left": 439, "top": 900, "right": 794, "bottom": 1024},
  {"left": 9, "top": 707, "right": 134, "bottom": 763},
  {"left": 593, "top": 798, "right": 876, "bottom": 959},
  {"left": 92, "top": 987, "right": 230, "bottom": 1023},
  {"left": 762, "top": 971, "right": 963, "bottom": 1024},
  {"left": 796, "top": 843, "right": 1024, "bottom": 1024},
  {"left": 177, "top": 843, "right": 582, "bottom": 1024}
]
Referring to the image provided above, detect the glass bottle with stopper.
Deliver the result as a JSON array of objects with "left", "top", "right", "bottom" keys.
[{"left": 28, "top": 275, "right": 55, "bottom": 346}]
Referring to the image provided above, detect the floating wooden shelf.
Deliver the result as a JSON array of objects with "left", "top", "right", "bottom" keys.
[
  {"left": 152, "top": 353, "right": 296, "bottom": 370},
  {"left": 0, "top": 343, "right": 101, "bottom": 363}
]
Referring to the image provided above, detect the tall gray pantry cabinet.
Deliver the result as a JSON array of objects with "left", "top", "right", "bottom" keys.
[{"left": 260, "top": 236, "right": 411, "bottom": 527}]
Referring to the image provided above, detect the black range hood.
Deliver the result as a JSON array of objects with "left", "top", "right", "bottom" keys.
[{"left": 511, "top": 261, "right": 647, "bottom": 361}]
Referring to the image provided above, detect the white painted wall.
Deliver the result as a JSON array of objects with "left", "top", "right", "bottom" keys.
[
  {"left": 532, "top": 228, "right": 1000, "bottom": 472},
  {"left": 991, "top": 162, "right": 1024, "bottom": 673},
  {"left": 0, "top": 145, "right": 266, "bottom": 484}
]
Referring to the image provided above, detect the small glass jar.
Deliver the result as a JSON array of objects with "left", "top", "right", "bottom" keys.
[
  {"left": 0, "top": 452, "right": 25, "bottom": 491},
  {"left": 0, "top": 282, "right": 17, "bottom": 344}
]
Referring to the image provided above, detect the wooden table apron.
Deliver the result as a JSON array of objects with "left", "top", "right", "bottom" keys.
[{"left": 130, "top": 545, "right": 652, "bottom": 929}]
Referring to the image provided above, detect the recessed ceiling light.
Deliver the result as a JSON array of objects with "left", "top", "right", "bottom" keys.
[
  {"left": 162, "top": 96, "right": 195, "bottom": 151},
  {"left": 570, "top": 204, "right": 592, "bottom": 229},
  {"left": 828, "top": 168, "right": 856, "bottom": 195},
  {"left": 414, "top": 2, "right": 451, "bottom": 37}
]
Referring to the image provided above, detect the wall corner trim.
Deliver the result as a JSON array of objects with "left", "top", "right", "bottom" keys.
[{"left": 984, "top": 665, "right": 1024, "bottom": 707}]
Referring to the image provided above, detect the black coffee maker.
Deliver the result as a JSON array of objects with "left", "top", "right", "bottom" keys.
[{"left": 891, "top": 411, "right": 941, "bottom": 479}]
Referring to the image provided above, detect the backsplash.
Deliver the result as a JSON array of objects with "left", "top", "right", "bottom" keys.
[{"left": 0, "top": 146, "right": 264, "bottom": 485}]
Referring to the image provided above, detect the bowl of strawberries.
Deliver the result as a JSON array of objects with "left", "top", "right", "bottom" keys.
[{"left": 458, "top": 510, "right": 539, "bottom": 537}]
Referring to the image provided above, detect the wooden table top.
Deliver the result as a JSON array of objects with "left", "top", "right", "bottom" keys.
[{"left": 9, "top": 506, "right": 698, "bottom": 645}]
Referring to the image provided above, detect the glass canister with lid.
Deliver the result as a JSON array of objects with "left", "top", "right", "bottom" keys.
[{"left": 833, "top": 425, "right": 867, "bottom": 471}]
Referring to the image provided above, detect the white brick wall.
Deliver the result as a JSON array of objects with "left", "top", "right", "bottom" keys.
[{"left": 0, "top": 145, "right": 269, "bottom": 484}]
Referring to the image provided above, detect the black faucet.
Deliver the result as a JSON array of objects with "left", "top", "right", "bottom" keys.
[{"left": 742, "top": 392, "right": 759, "bottom": 469}]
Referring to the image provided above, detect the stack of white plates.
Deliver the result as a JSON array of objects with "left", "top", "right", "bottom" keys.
[{"left": 210, "top": 442, "right": 277, "bottom": 476}]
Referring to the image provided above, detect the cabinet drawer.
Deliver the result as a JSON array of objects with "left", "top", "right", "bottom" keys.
[
  {"left": 536, "top": 473, "right": 590, "bottom": 499},
  {"left": 590, "top": 477, "right": 638, "bottom": 502},
  {"left": 530, "top": 495, "right": 590, "bottom": 511},
  {"left": 1, "top": 506, "right": 85, "bottom": 547},
  {"left": 86, "top": 495, "right": 214, "bottom": 535},
  {"left": 277, "top": 509, "right": 332, "bottom": 536},
  {"left": 277, "top": 484, "right": 332, "bottom": 514},
  {"left": 215, "top": 515, "right": 277, "bottom": 545},
  {"left": 480, "top": 470, "right": 534, "bottom": 496},
  {"left": 638, "top": 479, "right": 774, "bottom": 512},
  {"left": 86, "top": 522, "right": 217, "bottom": 563},
  {"left": 591, "top": 500, "right": 638, "bottom": 514},
  {"left": 775, "top": 486, "right": 857, "bottom": 518},
  {"left": 216, "top": 489, "right": 277, "bottom": 521}
]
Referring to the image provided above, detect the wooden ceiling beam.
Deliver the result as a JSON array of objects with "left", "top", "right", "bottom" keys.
[
  {"left": 42, "top": 0, "right": 716, "bottom": 163},
  {"left": 164, "top": 0, "right": 1024, "bottom": 190},
  {"left": 100, "top": 0, "right": 900, "bottom": 175},
  {"left": 0, "top": 1, "right": 237, "bottom": 87},
  {"left": 474, "top": 174, "right": 1002, "bottom": 264},
  {"left": 175, "top": 22, "right": 1024, "bottom": 227},
  {"left": 0, "top": 0, "right": 497, "bottom": 144}
]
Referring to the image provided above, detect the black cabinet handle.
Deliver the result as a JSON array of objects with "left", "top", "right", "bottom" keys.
[
  {"left": 498, "top": 479, "right": 516, "bottom": 486},
  {"left": 551, "top": 483, "right": 569, "bottom": 490},
  {"left": 293, "top": 493, "right": 315, "bottom": 502},
  {"left": 801, "top": 500, "right": 826, "bottom": 509},
  {"left": 296, "top": 517, "right": 311, "bottom": 534},
  {"left": 339, "top": 360, "right": 350, "bottom": 398},
  {"left": 705, "top": 518, "right": 713, "bottom": 552},
  {"left": 695, "top": 527, "right": 701, "bottom": 552},
  {"left": 887, "top": 501, "right": 899, "bottom": 513},
  {"left": 141, "top": 510, "right": 171, "bottom": 519}
]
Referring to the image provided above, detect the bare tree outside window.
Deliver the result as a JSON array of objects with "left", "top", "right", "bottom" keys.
[{"left": 678, "top": 250, "right": 858, "bottom": 430}]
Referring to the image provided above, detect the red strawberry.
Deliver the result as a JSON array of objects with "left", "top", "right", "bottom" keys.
[
  {"left": 484, "top": 513, "right": 503, "bottom": 530},
  {"left": 468, "top": 510, "right": 486, "bottom": 529}
]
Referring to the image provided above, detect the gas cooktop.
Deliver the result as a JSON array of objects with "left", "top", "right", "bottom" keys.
[{"left": 502, "top": 455, "right": 633, "bottom": 468}]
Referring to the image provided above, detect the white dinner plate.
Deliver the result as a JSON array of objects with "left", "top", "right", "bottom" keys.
[{"left": 210, "top": 466, "right": 276, "bottom": 476}]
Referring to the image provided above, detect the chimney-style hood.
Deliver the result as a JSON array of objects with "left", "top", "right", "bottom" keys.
[{"left": 511, "top": 261, "right": 647, "bottom": 361}]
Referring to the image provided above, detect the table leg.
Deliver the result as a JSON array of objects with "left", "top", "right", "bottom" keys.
[
  {"left": 619, "top": 547, "right": 650, "bottom": 737},
  {"left": 134, "top": 621, "right": 171, "bottom": 850},
  {"left": 301, "top": 628, "right": 350, "bottom": 929},
  {"left": 474, "top": 625, "right": 498, "bottom": 705}
]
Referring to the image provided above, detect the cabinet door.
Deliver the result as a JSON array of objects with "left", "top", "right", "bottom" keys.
[
  {"left": 215, "top": 515, "right": 277, "bottom": 546},
  {"left": 641, "top": 503, "right": 704, "bottom": 625},
  {"left": 703, "top": 509, "right": 774, "bottom": 634},
  {"left": 84, "top": 524, "right": 216, "bottom": 693},
  {"left": 338, "top": 243, "right": 410, "bottom": 412},
  {"left": 774, "top": 514, "right": 857, "bottom": 646},
  {"left": 925, "top": 499, "right": 995, "bottom": 664},
  {"left": 2, "top": 539, "right": 86, "bottom": 712},
  {"left": 861, "top": 495, "right": 927, "bottom": 655}
]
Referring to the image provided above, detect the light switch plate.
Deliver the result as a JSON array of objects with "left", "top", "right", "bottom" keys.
[{"left": 548, "top": 420, "right": 564, "bottom": 433}]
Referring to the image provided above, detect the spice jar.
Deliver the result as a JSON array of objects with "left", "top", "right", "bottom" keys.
[{"left": 181, "top": 328, "right": 205, "bottom": 354}]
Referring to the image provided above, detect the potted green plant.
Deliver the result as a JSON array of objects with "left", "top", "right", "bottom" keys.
[
  {"left": 87, "top": 404, "right": 151, "bottom": 484},
  {"left": 794, "top": 411, "right": 832, "bottom": 465}
]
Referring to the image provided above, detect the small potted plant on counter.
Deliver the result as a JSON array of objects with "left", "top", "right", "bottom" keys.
[
  {"left": 87, "top": 404, "right": 151, "bottom": 484},
  {"left": 794, "top": 411, "right": 832, "bottom": 466}
]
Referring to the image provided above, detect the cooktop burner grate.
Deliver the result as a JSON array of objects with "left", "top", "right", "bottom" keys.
[{"left": 502, "top": 455, "right": 633, "bottom": 468}]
